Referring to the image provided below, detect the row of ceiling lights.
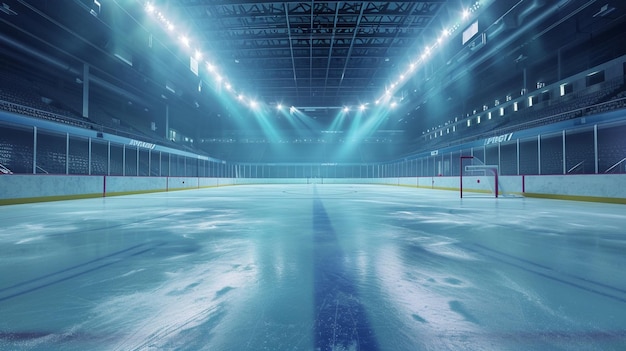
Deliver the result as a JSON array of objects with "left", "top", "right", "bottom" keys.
[{"left": 144, "top": 1, "right": 481, "bottom": 114}]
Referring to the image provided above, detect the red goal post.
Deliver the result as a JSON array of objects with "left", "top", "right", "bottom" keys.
[{"left": 460, "top": 156, "right": 499, "bottom": 198}]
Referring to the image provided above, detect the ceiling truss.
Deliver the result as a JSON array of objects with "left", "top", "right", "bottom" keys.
[{"left": 176, "top": 1, "right": 446, "bottom": 106}]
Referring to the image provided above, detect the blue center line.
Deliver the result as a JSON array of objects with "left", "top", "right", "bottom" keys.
[{"left": 312, "top": 187, "right": 380, "bottom": 351}]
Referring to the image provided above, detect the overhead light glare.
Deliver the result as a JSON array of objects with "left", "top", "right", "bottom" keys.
[{"left": 179, "top": 35, "right": 190, "bottom": 47}]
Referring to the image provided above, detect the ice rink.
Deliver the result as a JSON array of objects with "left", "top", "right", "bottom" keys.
[{"left": 1, "top": 184, "right": 625, "bottom": 351}]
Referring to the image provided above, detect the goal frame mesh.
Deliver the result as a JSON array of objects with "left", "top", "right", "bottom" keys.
[{"left": 460, "top": 156, "right": 499, "bottom": 198}]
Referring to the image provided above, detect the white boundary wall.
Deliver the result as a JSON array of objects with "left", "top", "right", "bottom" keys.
[{"left": 0, "top": 174, "right": 624, "bottom": 204}]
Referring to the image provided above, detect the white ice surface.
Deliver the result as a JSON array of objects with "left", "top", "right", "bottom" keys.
[{"left": 1, "top": 184, "right": 625, "bottom": 350}]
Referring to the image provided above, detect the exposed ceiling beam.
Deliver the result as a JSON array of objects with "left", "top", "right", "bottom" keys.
[
  {"left": 337, "top": 2, "right": 365, "bottom": 94},
  {"left": 284, "top": 2, "right": 299, "bottom": 100}
]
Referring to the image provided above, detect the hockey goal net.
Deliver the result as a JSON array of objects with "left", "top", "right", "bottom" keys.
[{"left": 460, "top": 156, "right": 500, "bottom": 198}]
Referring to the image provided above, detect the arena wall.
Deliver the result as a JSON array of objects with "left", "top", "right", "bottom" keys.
[{"left": 1, "top": 175, "right": 624, "bottom": 205}]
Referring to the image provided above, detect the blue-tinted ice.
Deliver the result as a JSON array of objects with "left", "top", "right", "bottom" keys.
[{"left": 1, "top": 184, "right": 625, "bottom": 350}]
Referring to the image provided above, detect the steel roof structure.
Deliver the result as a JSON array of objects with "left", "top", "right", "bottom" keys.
[
  {"left": 0, "top": 0, "right": 625, "bottom": 155},
  {"left": 174, "top": 0, "right": 447, "bottom": 108}
]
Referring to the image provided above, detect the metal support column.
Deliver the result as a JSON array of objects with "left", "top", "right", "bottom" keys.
[
  {"left": 82, "top": 63, "right": 90, "bottom": 118},
  {"left": 66, "top": 133, "right": 70, "bottom": 175},
  {"left": 122, "top": 144, "right": 126, "bottom": 176},
  {"left": 594, "top": 124, "right": 598, "bottom": 174},
  {"left": 537, "top": 135, "right": 541, "bottom": 175},
  {"left": 562, "top": 130, "right": 566, "bottom": 174},
  {"left": 88, "top": 138, "right": 92, "bottom": 175},
  {"left": 33, "top": 126, "right": 37, "bottom": 174}
]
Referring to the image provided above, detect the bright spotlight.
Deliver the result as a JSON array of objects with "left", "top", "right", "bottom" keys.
[
  {"left": 359, "top": 104, "right": 366, "bottom": 111},
  {"left": 390, "top": 101, "right": 398, "bottom": 108},
  {"left": 145, "top": 3, "right": 155, "bottom": 13},
  {"left": 343, "top": 106, "right": 350, "bottom": 113},
  {"left": 194, "top": 50, "right": 202, "bottom": 60},
  {"left": 206, "top": 62, "right": 215, "bottom": 72},
  {"left": 463, "top": 8, "right": 470, "bottom": 19},
  {"left": 238, "top": 94, "right": 245, "bottom": 101},
  {"left": 277, "top": 104, "right": 283, "bottom": 110},
  {"left": 249, "top": 100, "right": 258, "bottom": 109},
  {"left": 179, "top": 35, "right": 190, "bottom": 47}
]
